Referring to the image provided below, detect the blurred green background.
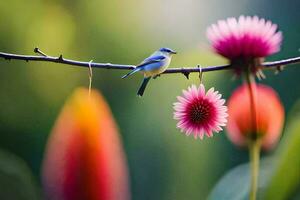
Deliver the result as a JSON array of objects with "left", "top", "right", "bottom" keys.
[{"left": 0, "top": 0, "right": 300, "bottom": 199}]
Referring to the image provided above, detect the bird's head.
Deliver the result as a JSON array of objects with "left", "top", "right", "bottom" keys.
[{"left": 159, "top": 47, "right": 177, "bottom": 55}]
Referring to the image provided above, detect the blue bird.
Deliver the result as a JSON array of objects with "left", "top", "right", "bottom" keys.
[{"left": 122, "top": 47, "right": 177, "bottom": 96}]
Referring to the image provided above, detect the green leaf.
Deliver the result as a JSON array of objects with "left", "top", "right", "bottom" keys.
[
  {"left": 208, "top": 158, "right": 274, "bottom": 200},
  {"left": 263, "top": 102, "right": 300, "bottom": 200},
  {"left": 0, "top": 149, "right": 40, "bottom": 200}
]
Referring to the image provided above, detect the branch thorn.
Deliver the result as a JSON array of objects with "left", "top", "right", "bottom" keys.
[
  {"left": 275, "top": 65, "right": 284, "bottom": 74},
  {"left": 34, "top": 47, "right": 48, "bottom": 57},
  {"left": 58, "top": 55, "right": 63, "bottom": 61},
  {"left": 183, "top": 71, "right": 190, "bottom": 79}
]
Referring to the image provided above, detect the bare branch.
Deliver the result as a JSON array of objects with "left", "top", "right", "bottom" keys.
[{"left": 0, "top": 48, "right": 300, "bottom": 77}]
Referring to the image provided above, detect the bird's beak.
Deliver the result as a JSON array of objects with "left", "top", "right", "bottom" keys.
[{"left": 171, "top": 51, "right": 177, "bottom": 54}]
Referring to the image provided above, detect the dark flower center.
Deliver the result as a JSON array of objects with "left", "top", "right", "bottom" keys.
[{"left": 187, "top": 98, "right": 215, "bottom": 125}]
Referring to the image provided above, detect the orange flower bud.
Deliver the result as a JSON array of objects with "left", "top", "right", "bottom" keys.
[
  {"left": 42, "top": 88, "right": 130, "bottom": 200},
  {"left": 226, "top": 84, "right": 284, "bottom": 150}
]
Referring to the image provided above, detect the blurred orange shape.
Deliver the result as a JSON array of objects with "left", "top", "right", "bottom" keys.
[
  {"left": 42, "top": 88, "right": 130, "bottom": 200},
  {"left": 227, "top": 84, "right": 285, "bottom": 150}
]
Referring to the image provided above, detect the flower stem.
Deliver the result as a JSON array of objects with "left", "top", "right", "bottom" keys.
[
  {"left": 244, "top": 69, "right": 261, "bottom": 200},
  {"left": 245, "top": 71, "right": 257, "bottom": 136},
  {"left": 249, "top": 139, "right": 261, "bottom": 200}
]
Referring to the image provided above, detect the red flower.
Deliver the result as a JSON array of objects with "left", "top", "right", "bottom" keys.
[
  {"left": 226, "top": 84, "right": 284, "bottom": 150},
  {"left": 42, "top": 88, "right": 130, "bottom": 200}
]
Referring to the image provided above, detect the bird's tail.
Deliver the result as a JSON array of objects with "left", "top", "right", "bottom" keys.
[
  {"left": 137, "top": 77, "right": 151, "bottom": 97},
  {"left": 122, "top": 67, "right": 142, "bottom": 79}
]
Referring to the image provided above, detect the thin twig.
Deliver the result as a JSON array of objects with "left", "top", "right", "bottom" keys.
[{"left": 0, "top": 48, "right": 300, "bottom": 77}]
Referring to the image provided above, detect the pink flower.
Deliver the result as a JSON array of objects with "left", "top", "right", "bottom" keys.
[
  {"left": 207, "top": 16, "right": 282, "bottom": 60},
  {"left": 173, "top": 84, "right": 228, "bottom": 139}
]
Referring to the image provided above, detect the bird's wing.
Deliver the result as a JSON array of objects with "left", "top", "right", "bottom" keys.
[{"left": 137, "top": 55, "right": 166, "bottom": 68}]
